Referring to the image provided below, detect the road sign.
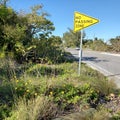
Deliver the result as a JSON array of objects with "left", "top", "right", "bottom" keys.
[
  {"left": 74, "top": 12, "right": 99, "bottom": 32},
  {"left": 74, "top": 12, "right": 99, "bottom": 75}
]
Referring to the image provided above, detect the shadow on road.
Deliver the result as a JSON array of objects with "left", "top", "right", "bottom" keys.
[
  {"left": 82, "top": 57, "right": 109, "bottom": 63},
  {"left": 65, "top": 51, "right": 109, "bottom": 64}
]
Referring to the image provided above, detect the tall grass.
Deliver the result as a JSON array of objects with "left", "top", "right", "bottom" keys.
[
  {"left": 60, "top": 108, "right": 110, "bottom": 120},
  {"left": 5, "top": 96, "right": 57, "bottom": 120}
]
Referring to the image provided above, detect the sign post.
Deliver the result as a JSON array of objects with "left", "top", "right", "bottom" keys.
[
  {"left": 78, "top": 30, "right": 83, "bottom": 75},
  {"left": 74, "top": 11, "right": 99, "bottom": 75}
]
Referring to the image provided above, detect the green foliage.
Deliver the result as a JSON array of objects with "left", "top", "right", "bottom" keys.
[
  {"left": 47, "top": 83, "right": 99, "bottom": 111},
  {"left": 0, "top": 5, "right": 15, "bottom": 25},
  {"left": 0, "top": 0, "right": 9, "bottom": 6},
  {"left": 0, "top": 104, "right": 11, "bottom": 120},
  {"left": 84, "top": 38, "right": 108, "bottom": 51},
  {"left": 26, "top": 64, "right": 64, "bottom": 77},
  {"left": 12, "top": 76, "right": 47, "bottom": 100},
  {"left": 84, "top": 36, "right": 120, "bottom": 53},
  {"left": 0, "top": 60, "right": 119, "bottom": 119},
  {"left": 81, "top": 64, "right": 116, "bottom": 96},
  {"left": 0, "top": 83, "right": 14, "bottom": 119},
  {"left": 0, "top": 4, "right": 64, "bottom": 64},
  {"left": 0, "top": 83, "right": 14, "bottom": 103},
  {"left": 112, "top": 113, "right": 120, "bottom": 120},
  {"left": 33, "top": 35, "right": 65, "bottom": 64},
  {"left": 63, "top": 28, "right": 86, "bottom": 47},
  {"left": 14, "top": 79, "right": 41, "bottom": 99},
  {"left": 109, "top": 36, "right": 120, "bottom": 52}
]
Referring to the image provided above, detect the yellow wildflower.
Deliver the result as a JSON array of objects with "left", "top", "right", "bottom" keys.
[
  {"left": 34, "top": 93, "right": 37, "bottom": 96},
  {"left": 61, "top": 91, "right": 64, "bottom": 94},
  {"left": 14, "top": 76, "right": 17, "bottom": 79},
  {"left": 26, "top": 89, "right": 30, "bottom": 92},
  {"left": 90, "top": 90, "right": 94, "bottom": 93},
  {"left": 50, "top": 91, "right": 53, "bottom": 95},
  {"left": 25, "top": 82, "right": 28, "bottom": 86},
  {"left": 16, "top": 80, "right": 19, "bottom": 83},
  {"left": 76, "top": 95, "right": 79, "bottom": 98},
  {"left": 29, "top": 80, "right": 32, "bottom": 83}
]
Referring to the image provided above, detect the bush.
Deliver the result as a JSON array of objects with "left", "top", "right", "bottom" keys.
[
  {"left": 0, "top": 83, "right": 15, "bottom": 119},
  {"left": 26, "top": 64, "right": 64, "bottom": 77},
  {"left": 46, "top": 83, "right": 99, "bottom": 111},
  {"left": 14, "top": 78, "right": 45, "bottom": 99},
  {"left": 0, "top": 105, "right": 11, "bottom": 120}
]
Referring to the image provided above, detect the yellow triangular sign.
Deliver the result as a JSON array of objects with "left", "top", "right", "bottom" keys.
[{"left": 74, "top": 12, "right": 99, "bottom": 32}]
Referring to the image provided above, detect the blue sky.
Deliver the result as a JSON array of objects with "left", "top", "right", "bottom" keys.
[{"left": 8, "top": 0, "right": 120, "bottom": 42}]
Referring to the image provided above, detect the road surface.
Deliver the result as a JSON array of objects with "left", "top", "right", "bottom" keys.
[{"left": 66, "top": 48, "right": 120, "bottom": 88}]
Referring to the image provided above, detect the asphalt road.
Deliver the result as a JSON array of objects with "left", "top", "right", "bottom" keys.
[{"left": 66, "top": 48, "right": 120, "bottom": 88}]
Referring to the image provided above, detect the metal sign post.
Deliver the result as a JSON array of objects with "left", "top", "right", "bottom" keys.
[
  {"left": 74, "top": 11, "right": 99, "bottom": 75},
  {"left": 78, "top": 30, "right": 83, "bottom": 75}
]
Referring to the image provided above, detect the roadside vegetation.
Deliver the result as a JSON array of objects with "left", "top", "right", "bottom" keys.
[
  {"left": 1, "top": 1, "right": 120, "bottom": 120},
  {"left": 63, "top": 29, "right": 120, "bottom": 53},
  {"left": 83, "top": 37, "right": 120, "bottom": 53},
  {"left": 1, "top": 59, "right": 120, "bottom": 120}
]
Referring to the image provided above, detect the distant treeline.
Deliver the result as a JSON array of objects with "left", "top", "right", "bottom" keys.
[{"left": 63, "top": 29, "right": 120, "bottom": 53}]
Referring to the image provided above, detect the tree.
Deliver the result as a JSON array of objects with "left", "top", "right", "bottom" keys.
[
  {"left": 21, "top": 5, "right": 56, "bottom": 63},
  {"left": 84, "top": 37, "right": 108, "bottom": 51},
  {"left": 109, "top": 36, "right": 120, "bottom": 52},
  {"left": 0, "top": 4, "right": 27, "bottom": 60},
  {"left": 63, "top": 28, "right": 85, "bottom": 47},
  {"left": 93, "top": 38, "right": 108, "bottom": 51},
  {"left": 0, "top": 3, "right": 64, "bottom": 63},
  {"left": 0, "top": 0, "right": 9, "bottom": 6},
  {"left": 25, "top": 5, "right": 55, "bottom": 42}
]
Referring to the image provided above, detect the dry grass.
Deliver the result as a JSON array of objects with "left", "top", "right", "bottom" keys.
[
  {"left": 91, "top": 78, "right": 116, "bottom": 96},
  {"left": 56, "top": 108, "right": 110, "bottom": 120},
  {"left": 6, "top": 96, "right": 57, "bottom": 120}
]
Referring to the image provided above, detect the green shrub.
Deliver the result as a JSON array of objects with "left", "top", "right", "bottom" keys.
[
  {"left": 0, "top": 104, "right": 11, "bottom": 120},
  {"left": 26, "top": 64, "right": 64, "bottom": 77},
  {"left": 47, "top": 83, "right": 99, "bottom": 111},
  {"left": 14, "top": 79, "right": 43, "bottom": 99},
  {"left": 112, "top": 114, "right": 120, "bottom": 120},
  {"left": 0, "top": 83, "right": 15, "bottom": 119}
]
